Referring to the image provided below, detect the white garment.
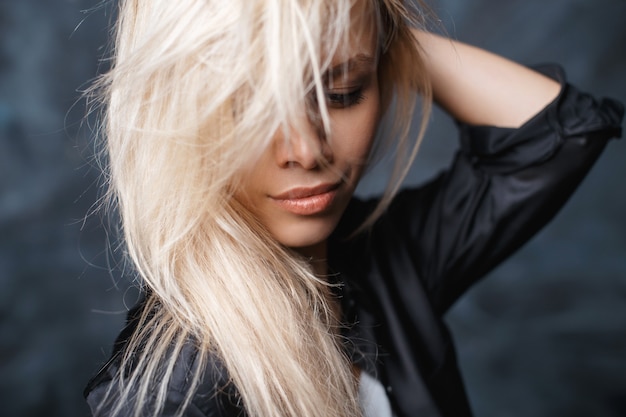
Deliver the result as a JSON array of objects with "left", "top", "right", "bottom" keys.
[{"left": 359, "top": 371, "right": 395, "bottom": 417}]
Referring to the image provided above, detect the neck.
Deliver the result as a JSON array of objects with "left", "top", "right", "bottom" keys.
[{"left": 295, "top": 240, "right": 328, "bottom": 277}]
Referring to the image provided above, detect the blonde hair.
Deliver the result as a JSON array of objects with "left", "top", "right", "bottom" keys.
[{"left": 90, "top": 0, "right": 432, "bottom": 416}]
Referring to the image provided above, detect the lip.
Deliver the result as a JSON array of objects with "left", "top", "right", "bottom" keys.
[{"left": 271, "top": 182, "right": 341, "bottom": 215}]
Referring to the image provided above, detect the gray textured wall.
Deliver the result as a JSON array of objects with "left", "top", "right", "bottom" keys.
[{"left": 0, "top": 1, "right": 624, "bottom": 416}]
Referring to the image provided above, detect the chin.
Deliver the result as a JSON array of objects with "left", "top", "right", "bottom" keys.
[{"left": 272, "top": 218, "right": 338, "bottom": 251}]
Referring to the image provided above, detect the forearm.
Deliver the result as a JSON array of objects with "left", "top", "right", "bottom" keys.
[{"left": 413, "top": 30, "right": 561, "bottom": 128}]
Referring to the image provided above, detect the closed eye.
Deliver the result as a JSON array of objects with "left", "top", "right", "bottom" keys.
[{"left": 326, "top": 89, "right": 365, "bottom": 109}]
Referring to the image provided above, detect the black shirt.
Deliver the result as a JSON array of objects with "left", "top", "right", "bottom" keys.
[{"left": 85, "top": 66, "right": 624, "bottom": 417}]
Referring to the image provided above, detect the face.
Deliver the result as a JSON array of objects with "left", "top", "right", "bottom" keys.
[{"left": 235, "top": 2, "right": 380, "bottom": 257}]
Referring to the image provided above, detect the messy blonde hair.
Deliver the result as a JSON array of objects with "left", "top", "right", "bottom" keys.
[{"left": 90, "top": 0, "right": 431, "bottom": 416}]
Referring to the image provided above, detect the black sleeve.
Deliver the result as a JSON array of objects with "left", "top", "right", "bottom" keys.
[
  {"left": 385, "top": 65, "right": 623, "bottom": 314},
  {"left": 85, "top": 345, "right": 246, "bottom": 417},
  {"left": 84, "top": 299, "right": 246, "bottom": 417},
  {"left": 86, "top": 383, "right": 209, "bottom": 417}
]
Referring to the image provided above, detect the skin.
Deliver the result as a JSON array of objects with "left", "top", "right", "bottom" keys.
[
  {"left": 413, "top": 30, "right": 560, "bottom": 128},
  {"left": 236, "top": 5, "right": 561, "bottom": 274},
  {"left": 235, "top": 2, "right": 380, "bottom": 270},
  {"left": 234, "top": 0, "right": 562, "bottom": 380}
]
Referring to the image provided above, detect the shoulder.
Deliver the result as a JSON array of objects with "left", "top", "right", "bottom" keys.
[{"left": 84, "top": 302, "right": 246, "bottom": 417}]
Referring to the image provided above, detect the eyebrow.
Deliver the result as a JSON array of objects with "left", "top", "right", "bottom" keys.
[{"left": 327, "top": 53, "right": 377, "bottom": 79}]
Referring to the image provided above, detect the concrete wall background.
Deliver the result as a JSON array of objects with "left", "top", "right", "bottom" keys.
[{"left": 0, "top": 0, "right": 624, "bottom": 416}]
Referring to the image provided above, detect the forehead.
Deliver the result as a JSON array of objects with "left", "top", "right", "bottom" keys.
[{"left": 329, "top": 0, "right": 379, "bottom": 68}]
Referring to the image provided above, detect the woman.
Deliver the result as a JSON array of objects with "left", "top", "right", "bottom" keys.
[{"left": 84, "top": 0, "right": 623, "bottom": 416}]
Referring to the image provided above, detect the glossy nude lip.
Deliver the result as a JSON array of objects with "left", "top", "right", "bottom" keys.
[{"left": 270, "top": 183, "right": 341, "bottom": 215}]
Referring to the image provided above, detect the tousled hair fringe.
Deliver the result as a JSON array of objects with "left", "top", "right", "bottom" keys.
[{"left": 88, "top": 0, "right": 432, "bottom": 416}]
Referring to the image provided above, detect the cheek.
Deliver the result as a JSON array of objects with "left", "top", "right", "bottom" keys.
[
  {"left": 232, "top": 151, "right": 272, "bottom": 207},
  {"left": 333, "top": 96, "right": 380, "bottom": 164}
]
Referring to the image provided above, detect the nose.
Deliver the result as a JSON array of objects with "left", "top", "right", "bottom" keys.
[{"left": 273, "top": 120, "right": 333, "bottom": 170}]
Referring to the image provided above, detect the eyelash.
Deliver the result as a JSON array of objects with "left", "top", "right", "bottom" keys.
[{"left": 325, "top": 89, "right": 365, "bottom": 108}]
